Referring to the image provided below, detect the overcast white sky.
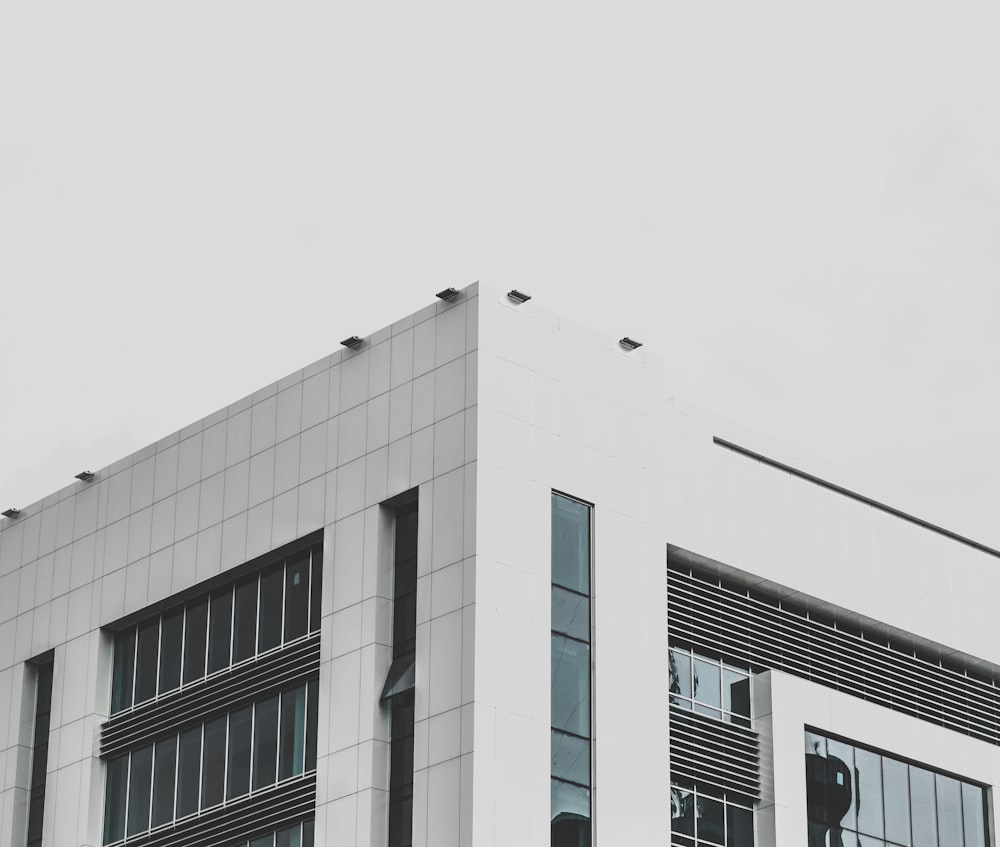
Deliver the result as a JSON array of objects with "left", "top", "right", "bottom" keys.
[{"left": 2, "top": 2, "right": 998, "bottom": 545}]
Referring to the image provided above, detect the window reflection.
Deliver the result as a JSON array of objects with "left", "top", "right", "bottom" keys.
[
  {"left": 670, "top": 647, "right": 751, "bottom": 726},
  {"left": 670, "top": 783, "right": 753, "bottom": 847},
  {"left": 805, "top": 730, "right": 988, "bottom": 847}
]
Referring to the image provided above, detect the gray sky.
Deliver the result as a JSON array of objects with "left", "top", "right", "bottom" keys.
[{"left": 2, "top": 3, "right": 998, "bottom": 545}]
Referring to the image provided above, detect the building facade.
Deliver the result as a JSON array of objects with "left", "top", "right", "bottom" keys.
[{"left": 1, "top": 282, "right": 998, "bottom": 847}]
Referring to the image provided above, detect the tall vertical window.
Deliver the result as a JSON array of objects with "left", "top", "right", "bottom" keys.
[
  {"left": 384, "top": 498, "right": 418, "bottom": 847},
  {"left": 26, "top": 654, "right": 54, "bottom": 847},
  {"left": 551, "top": 493, "right": 592, "bottom": 847}
]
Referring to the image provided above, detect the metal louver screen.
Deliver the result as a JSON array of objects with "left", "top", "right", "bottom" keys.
[
  {"left": 668, "top": 564, "right": 1000, "bottom": 745},
  {"left": 669, "top": 707, "right": 760, "bottom": 800}
]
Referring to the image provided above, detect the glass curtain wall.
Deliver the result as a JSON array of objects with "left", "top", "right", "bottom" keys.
[
  {"left": 110, "top": 543, "right": 322, "bottom": 714},
  {"left": 26, "top": 656, "right": 54, "bottom": 847},
  {"left": 805, "top": 730, "right": 988, "bottom": 847},
  {"left": 551, "top": 493, "right": 592, "bottom": 847}
]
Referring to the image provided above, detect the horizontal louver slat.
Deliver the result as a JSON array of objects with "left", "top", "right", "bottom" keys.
[
  {"left": 101, "top": 634, "right": 320, "bottom": 756},
  {"left": 668, "top": 705, "right": 760, "bottom": 800},
  {"left": 667, "top": 565, "right": 1000, "bottom": 745}
]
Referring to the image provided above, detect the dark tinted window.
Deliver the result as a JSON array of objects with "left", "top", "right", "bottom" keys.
[
  {"left": 151, "top": 736, "right": 177, "bottom": 827},
  {"left": 134, "top": 620, "right": 160, "bottom": 704},
  {"left": 284, "top": 554, "right": 310, "bottom": 642},
  {"left": 176, "top": 727, "right": 201, "bottom": 818},
  {"left": 253, "top": 695, "right": 280, "bottom": 789},
  {"left": 258, "top": 565, "right": 284, "bottom": 652},
  {"left": 103, "top": 755, "right": 128, "bottom": 844},
  {"left": 126, "top": 745, "right": 153, "bottom": 837},
  {"left": 227, "top": 706, "right": 253, "bottom": 799},
  {"left": 183, "top": 599, "right": 208, "bottom": 684},
  {"left": 207, "top": 589, "right": 233, "bottom": 674},
  {"left": 233, "top": 577, "right": 259, "bottom": 663},
  {"left": 111, "top": 630, "right": 136, "bottom": 713},
  {"left": 158, "top": 608, "right": 184, "bottom": 694},
  {"left": 201, "top": 716, "right": 227, "bottom": 808}
]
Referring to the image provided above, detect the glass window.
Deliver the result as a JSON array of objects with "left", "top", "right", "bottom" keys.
[
  {"left": 910, "top": 766, "right": 937, "bottom": 847},
  {"left": 176, "top": 726, "right": 201, "bottom": 818},
  {"left": 227, "top": 706, "right": 253, "bottom": 800},
  {"left": 936, "top": 774, "right": 963, "bottom": 846},
  {"left": 309, "top": 549, "right": 322, "bottom": 632},
  {"left": 697, "top": 794, "right": 725, "bottom": 844},
  {"left": 670, "top": 649, "right": 692, "bottom": 702},
  {"left": 671, "top": 786, "right": 695, "bottom": 835},
  {"left": 233, "top": 577, "right": 259, "bottom": 663},
  {"left": 284, "top": 553, "right": 310, "bottom": 642},
  {"left": 103, "top": 755, "right": 128, "bottom": 844},
  {"left": 201, "top": 715, "right": 227, "bottom": 808},
  {"left": 151, "top": 736, "right": 177, "bottom": 828},
  {"left": 882, "top": 755, "right": 910, "bottom": 845},
  {"left": 111, "top": 629, "right": 136, "bottom": 713},
  {"left": 258, "top": 564, "right": 284, "bottom": 652},
  {"left": 303, "top": 819, "right": 315, "bottom": 847},
  {"left": 208, "top": 589, "right": 233, "bottom": 674},
  {"left": 693, "top": 658, "right": 722, "bottom": 709},
  {"left": 854, "top": 746, "right": 883, "bottom": 838},
  {"left": 134, "top": 620, "right": 160, "bottom": 705},
  {"left": 183, "top": 598, "right": 208, "bottom": 684},
  {"left": 253, "top": 695, "right": 280, "bottom": 790},
  {"left": 275, "top": 823, "right": 302, "bottom": 847},
  {"left": 250, "top": 836, "right": 274, "bottom": 847},
  {"left": 723, "top": 667, "right": 751, "bottom": 721},
  {"left": 552, "top": 585, "right": 589, "bottom": 641},
  {"left": 126, "top": 745, "right": 153, "bottom": 837},
  {"left": 806, "top": 731, "right": 989, "bottom": 847},
  {"left": 158, "top": 608, "right": 184, "bottom": 695},
  {"left": 279, "top": 686, "right": 306, "bottom": 780},
  {"left": 726, "top": 804, "right": 753, "bottom": 847},
  {"left": 551, "top": 495, "right": 590, "bottom": 594},
  {"left": 551, "top": 730, "right": 591, "bottom": 787},
  {"left": 551, "top": 779, "right": 591, "bottom": 827},
  {"left": 551, "top": 636, "right": 591, "bottom": 737},
  {"left": 305, "top": 679, "right": 319, "bottom": 773},
  {"left": 963, "top": 781, "right": 987, "bottom": 847}
]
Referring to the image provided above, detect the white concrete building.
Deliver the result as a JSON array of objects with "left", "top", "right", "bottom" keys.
[{"left": 1, "top": 282, "right": 997, "bottom": 847}]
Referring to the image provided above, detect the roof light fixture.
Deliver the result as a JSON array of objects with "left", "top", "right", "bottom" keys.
[
  {"left": 2, "top": 508, "right": 20, "bottom": 518},
  {"left": 341, "top": 336, "right": 364, "bottom": 349},
  {"left": 75, "top": 471, "right": 95, "bottom": 482},
  {"left": 436, "top": 287, "right": 459, "bottom": 301},
  {"left": 507, "top": 289, "right": 531, "bottom": 304},
  {"left": 619, "top": 337, "right": 643, "bottom": 351}
]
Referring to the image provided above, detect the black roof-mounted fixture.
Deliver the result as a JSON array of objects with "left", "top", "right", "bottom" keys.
[
  {"left": 341, "top": 336, "right": 364, "bottom": 349},
  {"left": 436, "top": 287, "right": 459, "bottom": 301},
  {"left": 507, "top": 289, "right": 531, "bottom": 304},
  {"left": 619, "top": 337, "right": 643, "bottom": 351},
  {"left": 75, "top": 471, "right": 95, "bottom": 482},
  {"left": 2, "top": 508, "right": 20, "bottom": 519}
]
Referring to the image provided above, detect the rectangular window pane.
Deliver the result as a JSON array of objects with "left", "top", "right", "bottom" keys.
[
  {"left": 176, "top": 727, "right": 202, "bottom": 818},
  {"left": 158, "top": 608, "right": 184, "bottom": 695},
  {"left": 183, "top": 599, "right": 208, "bottom": 684},
  {"left": 854, "top": 747, "right": 883, "bottom": 838},
  {"left": 670, "top": 649, "right": 692, "bottom": 702},
  {"left": 671, "top": 786, "right": 695, "bottom": 835},
  {"left": 305, "top": 679, "right": 319, "bottom": 772},
  {"left": 111, "top": 629, "right": 136, "bottom": 713},
  {"left": 258, "top": 564, "right": 284, "bottom": 652},
  {"left": 250, "top": 836, "right": 274, "bottom": 847},
  {"left": 723, "top": 667, "right": 750, "bottom": 719},
  {"left": 278, "top": 686, "right": 306, "bottom": 779},
  {"left": 276, "top": 823, "right": 302, "bottom": 847},
  {"left": 233, "top": 576, "right": 259, "bottom": 663},
  {"left": 551, "top": 730, "right": 590, "bottom": 786},
  {"left": 882, "top": 756, "right": 910, "bottom": 846},
  {"left": 551, "top": 779, "right": 591, "bottom": 839},
  {"left": 825, "top": 738, "right": 856, "bottom": 834},
  {"left": 126, "top": 745, "right": 153, "bottom": 837},
  {"left": 227, "top": 706, "right": 253, "bottom": 800},
  {"left": 936, "top": 774, "right": 962, "bottom": 846},
  {"left": 201, "top": 716, "right": 227, "bottom": 808},
  {"left": 253, "top": 695, "right": 280, "bottom": 789},
  {"left": 963, "top": 782, "right": 987, "bottom": 847},
  {"left": 303, "top": 818, "right": 315, "bottom": 847},
  {"left": 103, "top": 755, "right": 128, "bottom": 844},
  {"left": 309, "top": 547, "right": 322, "bottom": 632},
  {"left": 692, "top": 658, "right": 722, "bottom": 709},
  {"left": 910, "top": 766, "right": 937, "bottom": 847},
  {"left": 726, "top": 804, "right": 753, "bottom": 847},
  {"left": 284, "top": 553, "right": 310, "bottom": 642},
  {"left": 551, "top": 494, "right": 590, "bottom": 594},
  {"left": 207, "top": 589, "right": 233, "bottom": 674},
  {"left": 134, "top": 619, "right": 160, "bottom": 705},
  {"left": 551, "top": 635, "right": 591, "bottom": 736},
  {"left": 696, "top": 794, "right": 724, "bottom": 844},
  {"left": 552, "top": 585, "right": 589, "bottom": 641},
  {"left": 151, "top": 736, "right": 177, "bottom": 828}
]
